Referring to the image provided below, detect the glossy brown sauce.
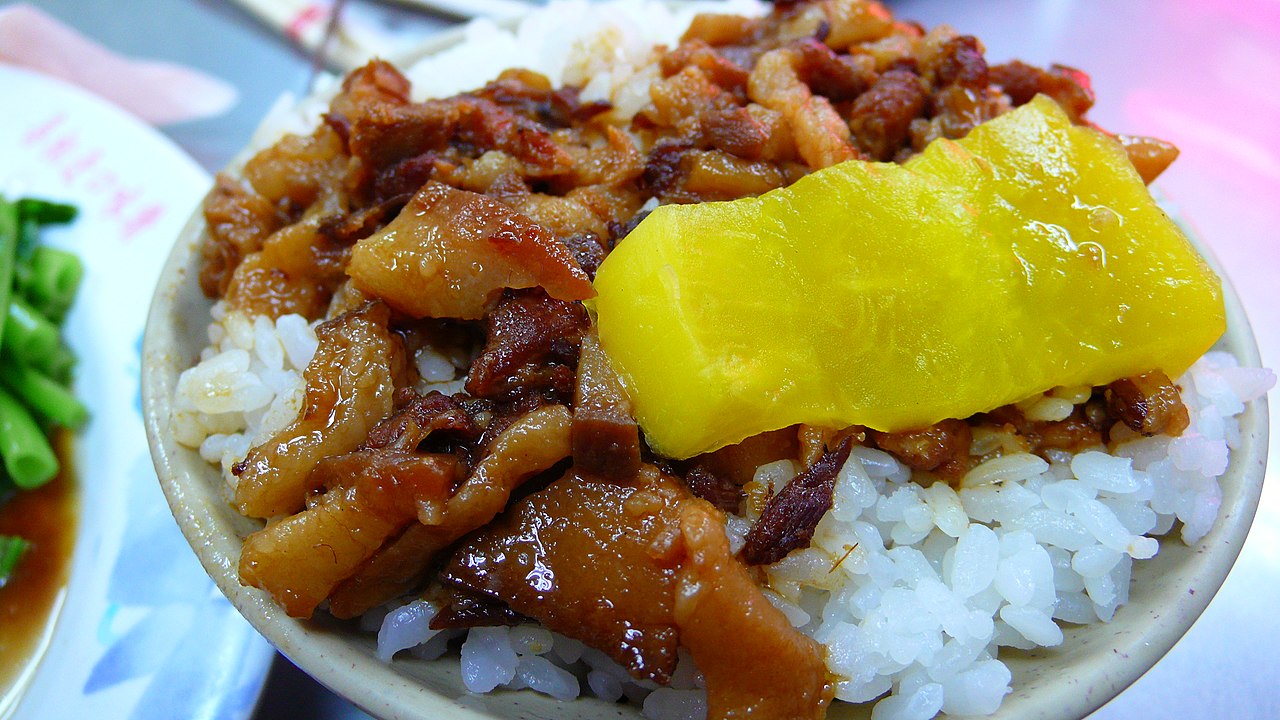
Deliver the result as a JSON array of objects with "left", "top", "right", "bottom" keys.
[{"left": 0, "top": 431, "right": 78, "bottom": 697}]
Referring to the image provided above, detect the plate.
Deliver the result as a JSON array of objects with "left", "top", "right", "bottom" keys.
[{"left": 0, "top": 65, "right": 274, "bottom": 720}]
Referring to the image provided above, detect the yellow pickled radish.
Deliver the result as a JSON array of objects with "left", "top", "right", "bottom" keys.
[{"left": 590, "top": 95, "right": 1225, "bottom": 460}]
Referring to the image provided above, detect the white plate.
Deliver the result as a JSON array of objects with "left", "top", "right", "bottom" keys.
[{"left": 0, "top": 65, "right": 273, "bottom": 720}]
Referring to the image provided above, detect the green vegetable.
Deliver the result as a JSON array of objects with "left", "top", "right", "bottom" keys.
[
  {"left": 15, "top": 217, "right": 40, "bottom": 261},
  {"left": 43, "top": 344, "right": 77, "bottom": 386},
  {"left": 0, "top": 534, "right": 31, "bottom": 587},
  {"left": 0, "top": 384, "right": 58, "bottom": 489},
  {"left": 2, "top": 296, "right": 64, "bottom": 374},
  {"left": 16, "top": 247, "right": 83, "bottom": 323},
  {"left": 0, "top": 356, "right": 87, "bottom": 429},
  {"left": 0, "top": 196, "right": 15, "bottom": 358},
  {"left": 16, "top": 198, "right": 77, "bottom": 226}
]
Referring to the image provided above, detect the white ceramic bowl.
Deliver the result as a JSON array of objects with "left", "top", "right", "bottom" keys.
[{"left": 140, "top": 24, "right": 1270, "bottom": 720}]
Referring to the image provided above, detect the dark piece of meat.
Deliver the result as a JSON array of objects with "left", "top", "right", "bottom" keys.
[
  {"left": 607, "top": 209, "right": 653, "bottom": 246},
  {"left": 870, "top": 418, "right": 972, "bottom": 472},
  {"left": 699, "top": 104, "right": 790, "bottom": 161},
  {"left": 932, "top": 35, "right": 988, "bottom": 88},
  {"left": 685, "top": 465, "right": 743, "bottom": 514},
  {"left": 848, "top": 68, "right": 928, "bottom": 161},
  {"left": 682, "top": 426, "right": 801, "bottom": 514},
  {"left": 346, "top": 92, "right": 573, "bottom": 199},
  {"left": 741, "top": 436, "right": 852, "bottom": 566},
  {"left": 1106, "top": 371, "right": 1190, "bottom": 437},
  {"left": 572, "top": 328, "right": 641, "bottom": 480},
  {"left": 316, "top": 194, "right": 410, "bottom": 246},
  {"left": 989, "top": 60, "right": 1094, "bottom": 122},
  {"left": 465, "top": 289, "right": 588, "bottom": 404},
  {"left": 980, "top": 403, "right": 1105, "bottom": 456},
  {"left": 363, "top": 391, "right": 477, "bottom": 451},
  {"left": 327, "top": 59, "right": 411, "bottom": 131},
  {"left": 559, "top": 232, "right": 608, "bottom": 279},
  {"left": 358, "top": 389, "right": 489, "bottom": 477},
  {"left": 792, "top": 38, "right": 871, "bottom": 101},
  {"left": 442, "top": 467, "right": 688, "bottom": 683},
  {"left": 641, "top": 139, "right": 697, "bottom": 201},
  {"left": 429, "top": 586, "right": 527, "bottom": 630},
  {"left": 1030, "top": 407, "right": 1105, "bottom": 452}
]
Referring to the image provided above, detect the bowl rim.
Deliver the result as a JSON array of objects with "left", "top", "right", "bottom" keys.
[{"left": 141, "top": 18, "right": 1270, "bottom": 720}]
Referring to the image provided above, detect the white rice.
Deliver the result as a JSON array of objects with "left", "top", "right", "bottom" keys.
[
  {"left": 172, "top": 302, "right": 316, "bottom": 484},
  {"left": 173, "top": 2, "right": 1277, "bottom": 718},
  {"left": 172, "top": 303, "right": 469, "bottom": 488}
]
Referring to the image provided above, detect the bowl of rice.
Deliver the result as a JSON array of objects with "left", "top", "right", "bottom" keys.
[{"left": 142, "top": 2, "right": 1272, "bottom": 720}]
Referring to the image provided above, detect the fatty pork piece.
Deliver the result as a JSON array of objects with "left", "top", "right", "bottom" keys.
[
  {"left": 442, "top": 466, "right": 688, "bottom": 683},
  {"left": 238, "top": 391, "right": 475, "bottom": 618},
  {"left": 238, "top": 453, "right": 462, "bottom": 619},
  {"left": 676, "top": 500, "right": 832, "bottom": 720},
  {"left": 327, "top": 404, "right": 572, "bottom": 619},
  {"left": 346, "top": 181, "right": 594, "bottom": 320},
  {"left": 233, "top": 301, "right": 406, "bottom": 518}
]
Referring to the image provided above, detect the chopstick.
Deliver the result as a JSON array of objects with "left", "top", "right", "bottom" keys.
[{"left": 226, "top": 0, "right": 387, "bottom": 72}]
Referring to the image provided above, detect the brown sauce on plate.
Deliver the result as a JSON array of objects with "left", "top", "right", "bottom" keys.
[{"left": 0, "top": 431, "right": 78, "bottom": 700}]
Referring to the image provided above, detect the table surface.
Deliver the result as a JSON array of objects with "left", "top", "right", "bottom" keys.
[{"left": 22, "top": 1, "right": 1279, "bottom": 718}]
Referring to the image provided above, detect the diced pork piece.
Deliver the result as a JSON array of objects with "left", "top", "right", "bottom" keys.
[
  {"left": 572, "top": 328, "right": 641, "bottom": 480},
  {"left": 442, "top": 466, "right": 687, "bottom": 683},
  {"left": 870, "top": 418, "right": 971, "bottom": 472},
  {"left": 847, "top": 68, "right": 928, "bottom": 161},
  {"left": 681, "top": 149, "right": 798, "bottom": 200},
  {"left": 238, "top": 453, "right": 460, "bottom": 618},
  {"left": 1116, "top": 134, "right": 1180, "bottom": 185},
  {"left": 791, "top": 38, "right": 874, "bottom": 101},
  {"left": 989, "top": 60, "right": 1094, "bottom": 122},
  {"left": 659, "top": 39, "right": 751, "bottom": 94},
  {"left": 749, "top": 47, "right": 860, "bottom": 169},
  {"left": 199, "top": 175, "right": 284, "bottom": 298},
  {"left": 675, "top": 500, "right": 832, "bottom": 719},
  {"left": 819, "top": 0, "right": 894, "bottom": 49},
  {"left": 326, "top": 404, "right": 572, "bottom": 619},
  {"left": 346, "top": 182, "right": 594, "bottom": 320},
  {"left": 471, "top": 69, "right": 611, "bottom": 129},
  {"left": 224, "top": 192, "right": 353, "bottom": 320},
  {"left": 233, "top": 301, "right": 406, "bottom": 518},
  {"left": 1106, "top": 370, "right": 1190, "bottom": 437},
  {"left": 466, "top": 289, "right": 588, "bottom": 404},
  {"left": 681, "top": 12, "right": 760, "bottom": 47}
]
